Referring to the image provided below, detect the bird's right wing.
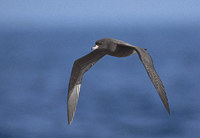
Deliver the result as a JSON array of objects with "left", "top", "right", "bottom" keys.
[
  {"left": 133, "top": 46, "right": 170, "bottom": 114},
  {"left": 67, "top": 50, "right": 107, "bottom": 125}
]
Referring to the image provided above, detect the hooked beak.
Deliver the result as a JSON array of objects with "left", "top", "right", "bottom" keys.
[{"left": 92, "top": 45, "right": 99, "bottom": 50}]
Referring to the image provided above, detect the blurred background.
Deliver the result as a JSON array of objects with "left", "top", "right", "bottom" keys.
[{"left": 0, "top": 0, "right": 200, "bottom": 138}]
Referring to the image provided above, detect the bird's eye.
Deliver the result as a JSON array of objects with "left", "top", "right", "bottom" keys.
[
  {"left": 96, "top": 40, "right": 104, "bottom": 46},
  {"left": 97, "top": 41, "right": 103, "bottom": 45}
]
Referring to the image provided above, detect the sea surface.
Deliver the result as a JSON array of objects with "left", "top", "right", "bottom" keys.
[{"left": 0, "top": 25, "right": 200, "bottom": 138}]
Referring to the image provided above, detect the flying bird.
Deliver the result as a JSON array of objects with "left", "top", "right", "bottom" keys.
[{"left": 67, "top": 38, "right": 170, "bottom": 125}]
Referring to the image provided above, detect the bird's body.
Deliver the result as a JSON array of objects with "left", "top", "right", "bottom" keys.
[
  {"left": 67, "top": 38, "right": 170, "bottom": 125},
  {"left": 96, "top": 38, "right": 136, "bottom": 57},
  {"left": 108, "top": 45, "right": 136, "bottom": 57}
]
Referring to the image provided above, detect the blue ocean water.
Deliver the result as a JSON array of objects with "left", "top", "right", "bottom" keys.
[{"left": 0, "top": 25, "right": 200, "bottom": 138}]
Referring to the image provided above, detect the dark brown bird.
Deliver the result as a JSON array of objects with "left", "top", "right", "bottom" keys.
[{"left": 67, "top": 38, "right": 170, "bottom": 125}]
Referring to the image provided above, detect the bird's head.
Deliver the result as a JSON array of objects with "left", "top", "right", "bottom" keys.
[{"left": 92, "top": 38, "right": 117, "bottom": 53}]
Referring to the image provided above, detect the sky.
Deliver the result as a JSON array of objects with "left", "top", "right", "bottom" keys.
[{"left": 0, "top": 0, "right": 200, "bottom": 29}]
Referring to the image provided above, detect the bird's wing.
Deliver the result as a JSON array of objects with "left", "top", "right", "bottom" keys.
[
  {"left": 67, "top": 50, "right": 107, "bottom": 125},
  {"left": 132, "top": 46, "right": 170, "bottom": 114}
]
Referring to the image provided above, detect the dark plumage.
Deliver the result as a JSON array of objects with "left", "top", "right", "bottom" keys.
[{"left": 67, "top": 38, "right": 170, "bottom": 125}]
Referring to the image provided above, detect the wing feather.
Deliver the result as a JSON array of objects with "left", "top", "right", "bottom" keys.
[
  {"left": 133, "top": 46, "right": 170, "bottom": 114},
  {"left": 67, "top": 50, "right": 107, "bottom": 125}
]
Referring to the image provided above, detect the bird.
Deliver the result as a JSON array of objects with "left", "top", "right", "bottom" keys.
[{"left": 67, "top": 38, "right": 170, "bottom": 125}]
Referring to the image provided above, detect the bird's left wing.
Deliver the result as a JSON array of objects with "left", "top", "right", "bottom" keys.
[{"left": 67, "top": 49, "right": 107, "bottom": 125}]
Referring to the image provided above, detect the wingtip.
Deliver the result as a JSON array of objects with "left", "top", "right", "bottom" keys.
[
  {"left": 67, "top": 104, "right": 73, "bottom": 126},
  {"left": 68, "top": 121, "right": 72, "bottom": 126},
  {"left": 67, "top": 111, "right": 73, "bottom": 126},
  {"left": 165, "top": 103, "right": 170, "bottom": 115},
  {"left": 167, "top": 108, "right": 171, "bottom": 115},
  {"left": 67, "top": 115, "right": 72, "bottom": 126}
]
